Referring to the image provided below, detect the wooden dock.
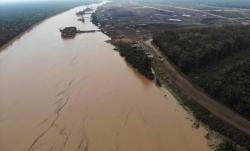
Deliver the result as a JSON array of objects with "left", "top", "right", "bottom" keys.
[
  {"left": 60, "top": 27, "right": 101, "bottom": 38},
  {"left": 77, "top": 30, "right": 101, "bottom": 33}
]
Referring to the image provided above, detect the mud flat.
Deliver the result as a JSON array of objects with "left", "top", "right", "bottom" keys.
[{"left": 0, "top": 2, "right": 212, "bottom": 151}]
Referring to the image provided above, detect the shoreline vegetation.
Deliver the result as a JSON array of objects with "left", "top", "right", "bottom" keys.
[
  {"left": 0, "top": 1, "right": 98, "bottom": 49},
  {"left": 114, "top": 42, "right": 154, "bottom": 80},
  {"left": 92, "top": 5, "right": 250, "bottom": 151},
  {"left": 93, "top": 13, "right": 155, "bottom": 80}
]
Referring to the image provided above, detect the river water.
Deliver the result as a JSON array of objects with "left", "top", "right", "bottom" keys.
[{"left": 0, "top": 2, "right": 212, "bottom": 151}]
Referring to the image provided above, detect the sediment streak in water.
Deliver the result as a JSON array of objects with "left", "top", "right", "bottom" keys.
[{"left": 0, "top": 2, "right": 212, "bottom": 151}]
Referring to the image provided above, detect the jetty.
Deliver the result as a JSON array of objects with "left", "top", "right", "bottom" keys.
[{"left": 60, "top": 27, "right": 101, "bottom": 38}]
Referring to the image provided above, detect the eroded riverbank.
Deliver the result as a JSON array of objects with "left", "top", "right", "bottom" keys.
[{"left": 0, "top": 2, "right": 212, "bottom": 151}]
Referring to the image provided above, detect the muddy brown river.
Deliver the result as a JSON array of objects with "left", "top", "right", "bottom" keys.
[{"left": 0, "top": 3, "right": 212, "bottom": 151}]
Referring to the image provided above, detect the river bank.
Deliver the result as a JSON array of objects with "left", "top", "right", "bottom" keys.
[{"left": 91, "top": 2, "right": 250, "bottom": 151}]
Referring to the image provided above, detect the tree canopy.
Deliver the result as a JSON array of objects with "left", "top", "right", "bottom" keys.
[{"left": 153, "top": 26, "right": 250, "bottom": 119}]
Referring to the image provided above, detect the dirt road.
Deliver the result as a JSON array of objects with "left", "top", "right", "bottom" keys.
[{"left": 145, "top": 39, "right": 250, "bottom": 136}]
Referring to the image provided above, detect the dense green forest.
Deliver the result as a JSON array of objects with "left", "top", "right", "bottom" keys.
[
  {"left": 91, "top": 13, "right": 99, "bottom": 26},
  {"left": 116, "top": 43, "right": 154, "bottom": 80},
  {"left": 0, "top": 1, "right": 92, "bottom": 48},
  {"left": 153, "top": 26, "right": 250, "bottom": 120}
]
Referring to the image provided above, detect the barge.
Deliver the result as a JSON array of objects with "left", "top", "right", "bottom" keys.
[
  {"left": 60, "top": 27, "right": 101, "bottom": 38},
  {"left": 60, "top": 27, "right": 77, "bottom": 38}
]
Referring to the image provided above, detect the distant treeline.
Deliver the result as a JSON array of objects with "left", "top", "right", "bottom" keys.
[
  {"left": 153, "top": 26, "right": 250, "bottom": 120},
  {"left": 0, "top": 1, "right": 93, "bottom": 48},
  {"left": 116, "top": 43, "right": 154, "bottom": 80},
  {"left": 135, "top": 0, "right": 250, "bottom": 8}
]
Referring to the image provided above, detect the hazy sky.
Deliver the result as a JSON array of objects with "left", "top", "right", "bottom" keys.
[
  {"left": 0, "top": 0, "right": 46, "bottom": 2},
  {"left": 0, "top": 0, "right": 78, "bottom": 3}
]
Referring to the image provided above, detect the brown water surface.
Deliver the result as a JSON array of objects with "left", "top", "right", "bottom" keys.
[{"left": 0, "top": 3, "right": 212, "bottom": 151}]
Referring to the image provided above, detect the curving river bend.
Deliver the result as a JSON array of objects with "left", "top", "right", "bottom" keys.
[{"left": 0, "top": 2, "right": 212, "bottom": 151}]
